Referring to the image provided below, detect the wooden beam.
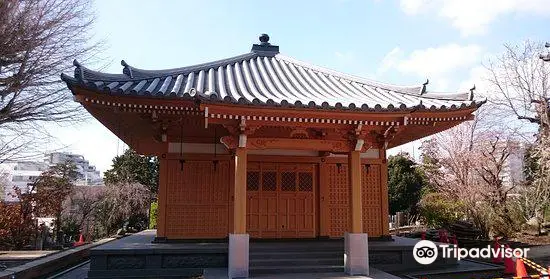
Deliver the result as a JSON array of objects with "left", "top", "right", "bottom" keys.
[
  {"left": 222, "top": 136, "right": 358, "bottom": 152},
  {"left": 202, "top": 103, "right": 408, "bottom": 121},
  {"left": 349, "top": 150, "right": 363, "bottom": 233},
  {"left": 233, "top": 147, "right": 247, "bottom": 234},
  {"left": 249, "top": 138, "right": 355, "bottom": 152}
]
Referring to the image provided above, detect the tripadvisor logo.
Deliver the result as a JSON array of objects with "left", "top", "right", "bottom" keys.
[
  {"left": 413, "top": 240, "right": 530, "bottom": 265},
  {"left": 413, "top": 240, "right": 438, "bottom": 265}
]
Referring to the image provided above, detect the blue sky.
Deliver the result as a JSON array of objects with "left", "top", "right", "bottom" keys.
[{"left": 51, "top": 0, "right": 550, "bottom": 173}]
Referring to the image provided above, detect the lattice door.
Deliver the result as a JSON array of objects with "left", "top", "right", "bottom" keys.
[
  {"left": 165, "top": 160, "right": 230, "bottom": 238},
  {"left": 247, "top": 162, "right": 278, "bottom": 238},
  {"left": 246, "top": 162, "right": 316, "bottom": 238},
  {"left": 326, "top": 163, "right": 383, "bottom": 237},
  {"left": 326, "top": 163, "right": 349, "bottom": 237},
  {"left": 362, "top": 164, "right": 382, "bottom": 236}
]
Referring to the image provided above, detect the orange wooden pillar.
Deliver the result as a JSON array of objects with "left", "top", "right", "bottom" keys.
[
  {"left": 344, "top": 145, "right": 369, "bottom": 276},
  {"left": 228, "top": 133, "right": 249, "bottom": 278},
  {"left": 380, "top": 149, "right": 390, "bottom": 236},
  {"left": 156, "top": 158, "right": 168, "bottom": 240},
  {"left": 233, "top": 147, "right": 247, "bottom": 234},
  {"left": 348, "top": 150, "right": 363, "bottom": 233}
]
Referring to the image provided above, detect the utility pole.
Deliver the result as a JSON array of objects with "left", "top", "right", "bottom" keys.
[{"left": 540, "top": 42, "right": 550, "bottom": 62}]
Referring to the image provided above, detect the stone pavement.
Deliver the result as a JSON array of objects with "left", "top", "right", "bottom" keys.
[
  {"left": 526, "top": 244, "right": 550, "bottom": 267},
  {"left": 204, "top": 268, "right": 402, "bottom": 279},
  {"left": 47, "top": 261, "right": 90, "bottom": 279},
  {"left": 52, "top": 264, "right": 402, "bottom": 279}
]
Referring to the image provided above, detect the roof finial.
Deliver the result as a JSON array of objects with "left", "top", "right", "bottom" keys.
[
  {"left": 469, "top": 84, "right": 476, "bottom": 101},
  {"left": 259, "top": 34, "right": 270, "bottom": 45},
  {"left": 251, "top": 33, "right": 279, "bottom": 55}
]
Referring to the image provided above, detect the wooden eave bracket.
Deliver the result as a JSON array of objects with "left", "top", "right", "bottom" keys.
[
  {"left": 238, "top": 118, "right": 247, "bottom": 148},
  {"left": 383, "top": 125, "right": 398, "bottom": 149},
  {"left": 355, "top": 138, "right": 365, "bottom": 151},
  {"left": 204, "top": 106, "right": 209, "bottom": 128}
]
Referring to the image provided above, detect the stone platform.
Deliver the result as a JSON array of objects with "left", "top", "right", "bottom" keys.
[{"left": 87, "top": 230, "right": 503, "bottom": 279}]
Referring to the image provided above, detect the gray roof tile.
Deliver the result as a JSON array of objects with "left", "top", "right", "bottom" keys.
[{"left": 61, "top": 41, "right": 485, "bottom": 112}]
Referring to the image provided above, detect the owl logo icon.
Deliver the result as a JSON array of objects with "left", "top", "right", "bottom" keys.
[{"left": 413, "top": 240, "right": 438, "bottom": 265}]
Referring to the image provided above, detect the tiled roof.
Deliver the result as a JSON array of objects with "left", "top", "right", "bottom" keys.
[{"left": 61, "top": 35, "right": 485, "bottom": 112}]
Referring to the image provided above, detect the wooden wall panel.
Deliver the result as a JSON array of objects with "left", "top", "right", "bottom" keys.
[
  {"left": 327, "top": 164, "right": 349, "bottom": 238},
  {"left": 159, "top": 154, "right": 387, "bottom": 239},
  {"left": 325, "top": 163, "right": 384, "bottom": 237},
  {"left": 165, "top": 159, "right": 230, "bottom": 239},
  {"left": 362, "top": 164, "right": 382, "bottom": 237}
]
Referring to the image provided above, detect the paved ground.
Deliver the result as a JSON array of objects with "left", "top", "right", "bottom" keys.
[
  {"left": 51, "top": 264, "right": 401, "bottom": 279},
  {"left": 203, "top": 268, "right": 401, "bottom": 279},
  {"left": 526, "top": 244, "right": 550, "bottom": 268},
  {"left": 48, "top": 261, "right": 90, "bottom": 279}
]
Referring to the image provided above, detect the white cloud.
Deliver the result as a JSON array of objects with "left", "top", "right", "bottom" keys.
[
  {"left": 377, "top": 47, "right": 403, "bottom": 74},
  {"left": 396, "top": 44, "right": 482, "bottom": 78},
  {"left": 378, "top": 44, "right": 483, "bottom": 91},
  {"left": 458, "top": 66, "right": 488, "bottom": 93},
  {"left": 400, "top": 0, "right": 429, "bottom": 15},
  {"left": 400, "top": 0, "right": 550, "bottom": 36}
]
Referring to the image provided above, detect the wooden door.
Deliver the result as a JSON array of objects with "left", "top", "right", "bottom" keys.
[{"left": 246, "top": 162, "right": 316, "bottom": 238}]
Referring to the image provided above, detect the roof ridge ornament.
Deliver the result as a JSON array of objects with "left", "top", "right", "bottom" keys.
[
  {"left": 251, "top": 33, "right": 279, "bottom": 55},
  {"left": 121, "top": 60, "right": 134, "bottom": 78},
  {"left": 73, "top": 59, "right": 84, "bottom": 81},
  {"left": 420, "top": 79, "right": 429, "bottom": 94},
  {"left": 469, "top": 84, "right": 476, "bottom": 101}
]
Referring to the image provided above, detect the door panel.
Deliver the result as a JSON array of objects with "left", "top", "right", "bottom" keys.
[{"left": 246, "top": 162, "right": 316, "bottom": 238}]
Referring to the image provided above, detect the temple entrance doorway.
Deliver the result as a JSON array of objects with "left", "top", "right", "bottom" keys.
[{"left": 246, "top": 162, "right": 316, "bottom": 238}]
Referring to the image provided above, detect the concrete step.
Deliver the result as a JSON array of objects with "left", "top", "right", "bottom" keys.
[
  {"left": 250, "top": 245, "right": 343, "bottom": 253},
  {"left": 250, "top": 251, "right": 343, "bottom": 260},
  {"left": 250, "top": 257, "right": 343, "bottom": 267},
  {"left": 250, "top": 265, "right": 344, "bottom": 275},
  {"left": 249, "top": 242, "right": 345, "bottom": 275}
]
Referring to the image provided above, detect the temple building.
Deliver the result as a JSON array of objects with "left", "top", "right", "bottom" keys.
[{"left": 62, "top": 34, "right": 484, "bottom": 277}]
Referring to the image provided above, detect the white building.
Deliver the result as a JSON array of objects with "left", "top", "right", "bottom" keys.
[
  {"left": 0, "top": 161, "right": 48, "bottom": 202},
  {"left": 44, "top": 152, "right": 103, "bottom": 186},
  {"left": 1, "top": 152, "right": 103, "bottom": 202}
]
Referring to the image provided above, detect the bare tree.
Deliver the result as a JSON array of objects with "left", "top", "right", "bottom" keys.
[
  {"left": 487, "top": 41, "right": 550, "bottom": 132},
  {"left": 0, "top": 0, "right": 100, "bottom": 162},
  {"left": 486, "top": 41, "right": 550, "bottom": 233}
]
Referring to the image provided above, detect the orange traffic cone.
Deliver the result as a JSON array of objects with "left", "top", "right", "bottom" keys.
[
  {"left": 516, "top": 258, "right": 528, "bottom": 278},
  {"left": 73, "top": 234, "right": 85, "bottom": 247},
  {"left": 492, "top": 238, "right": 503, "bottom": 264}
]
